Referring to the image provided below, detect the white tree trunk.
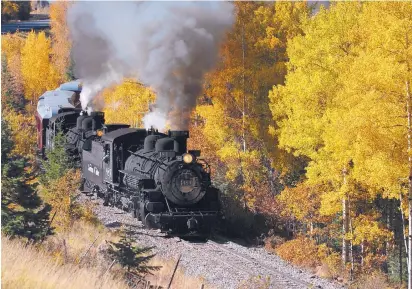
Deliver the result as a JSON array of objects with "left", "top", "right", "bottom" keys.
[
  {"left": 406, "top": 79, "right": 412, "bottom": 289},
  {"left": 342, "top": 167, "right": 350, "bottom": 265},
  {"left": 400, "top": 191, "right": 409, "bottom": 271}
]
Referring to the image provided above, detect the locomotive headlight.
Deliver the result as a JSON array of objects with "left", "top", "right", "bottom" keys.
[{"left": 183, "top": 153, "right": 194, "bottom": 164}]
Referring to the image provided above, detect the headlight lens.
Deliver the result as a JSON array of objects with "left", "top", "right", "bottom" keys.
[{"left": 183, "top": 153, "right": 193, "bottom": 163}]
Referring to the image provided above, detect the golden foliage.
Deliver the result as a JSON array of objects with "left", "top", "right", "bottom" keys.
[
  {"left": 21, "top": 31, "right": 60, "bottom": 103},
  {"left": 318, "top": 252, "right": 342, "bottom": 279},
  {"left": 275, "top": 236, "right": 323, "bottom": 268},
  {"left": 50, "top": 1, "right": 73, "bottom": 81},
  {"left": 196, "top": 2, "right": 310, "bottom": 212},
  {"left": 277, "top": 183, "right": 323, "bottom": 223},
  {"left": 80, "top": 201, "right": 101, "bottom": 226},
  {"left": 1, "top": 33, "right": 25, "bottom": 102},
  {"left": 2, "top": 33, "right": 25, "bottom": 65},
  {"left": 41, "top": 169, "right": 82, "bottom": 230},
  {"left": 2, "top": 109, "right": 36, "bottom": 157},
  {"left": 102, "top": 79, "right": 155, "bottom": 127},
  {"left": 352, "top": 214, "right": 392, "bottom": 248},
  {"left": 270, "top": 3, "right": 412, "bottom": 276}
]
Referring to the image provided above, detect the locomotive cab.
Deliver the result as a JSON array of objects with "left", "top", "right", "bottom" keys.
[{"left": 82, "top": 128, "right": 148, "bottom": 192}]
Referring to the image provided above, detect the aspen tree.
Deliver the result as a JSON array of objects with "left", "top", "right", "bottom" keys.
[
  {"left": 102, "top": 79, "right": 155, "bottom": 127},
  {"left": 21, "top": 31, "right": 60, "bottom": 104},
  {"left": 198, "top": 2, "right": 309, "bottom": 211},
  {"left": 50, "top": 1, "right": 73, "bottom": 82},
  {"left": 270, "top": 3, "right": 363, "bottom": 265},
  {"left": 358, "top": 3, "right": 412, "bottom": 286}
]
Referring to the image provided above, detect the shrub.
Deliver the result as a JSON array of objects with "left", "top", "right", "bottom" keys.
[
  {"left": 275, "top": 236, "right": 321, "bottom": 268},
  {"left": 322, "top": 252, "right": 342, "bottom": 279},
  {"left": 3, "top": 110, "right": 36, "bottom": 157},
  {"left": 264, "top": 235, "right": 286, "bottom": 253},
  {"left": 41, "top": 169, "right": 82, "bottom": 231}
]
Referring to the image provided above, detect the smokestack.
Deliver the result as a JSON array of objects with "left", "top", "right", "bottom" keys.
[{"left": 67, "top": 2, "right": 234, "bottom": 130}]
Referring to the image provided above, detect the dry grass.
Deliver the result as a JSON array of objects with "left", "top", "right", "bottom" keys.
[
  {"left": 42, "top": 220, "right": 117, "bottom": 267},
  {"left": 349, "top": 271, "right": 392, "bottom": 289},
  {"left": 1, "top": 236, "right": 129, "bottom": 289},
  {"left": 2, "top": 220, "right": 214, "bottom": 289},
  {"left": 145, "top": 257, "right": 214, "bottom": 289}
]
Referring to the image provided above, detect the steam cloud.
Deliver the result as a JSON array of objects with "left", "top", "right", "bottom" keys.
[{"left": 67, "top": 1, "right": 234, "bottom": 130}]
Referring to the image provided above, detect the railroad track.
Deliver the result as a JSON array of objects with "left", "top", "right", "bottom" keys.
[
  {"left": 78, "top": 194, "right": 337, "bottom": 289},
  {"left": 183, "top": 238, "right": 315, "bottom": 289}
]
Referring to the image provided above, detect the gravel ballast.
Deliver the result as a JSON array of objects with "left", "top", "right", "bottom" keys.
[{"left": 79, "top": 194, "right": 344, "bottom": 289}]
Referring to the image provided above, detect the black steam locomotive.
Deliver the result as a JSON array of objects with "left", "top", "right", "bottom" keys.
[{"left": 40, "top": 108, "right": 220, "bottom": 237}]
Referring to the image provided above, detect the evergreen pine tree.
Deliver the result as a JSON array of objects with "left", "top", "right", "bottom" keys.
[
  {"left": 1, "top": 119, "right": 53, "bottom": 241},
  {"left": 1, "top": 118, "right": 13, "bottom": 162},
  {"left": 107, "top": 232, "right": 156, "bottom": 275},
  {"left": 41, "top": 131, "right": 73, "bottom": 185}
]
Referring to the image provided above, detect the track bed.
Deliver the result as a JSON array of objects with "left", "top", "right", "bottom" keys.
[{"left": 79, "top": 193, "right": 344, "bottom": 289}]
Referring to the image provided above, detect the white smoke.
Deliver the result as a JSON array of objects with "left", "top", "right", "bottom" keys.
[
  {"left": 143, "top": 111, "right": 167, "bottom": 130},
  {"left": 67, "top": 1, "right": 234, "bottom": 130}
]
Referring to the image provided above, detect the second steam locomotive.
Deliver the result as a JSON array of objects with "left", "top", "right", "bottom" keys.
[{"left": 36, "top": 81, "right": 220, "bottom": 237}]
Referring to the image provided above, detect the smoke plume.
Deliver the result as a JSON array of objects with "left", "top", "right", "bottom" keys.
[{"left": 67, "top": 1, "right": 234, "bottom": 130}]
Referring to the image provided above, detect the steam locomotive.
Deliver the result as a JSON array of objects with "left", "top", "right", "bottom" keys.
[{"left": 36, "top": 81, "right": 220, "bottom": 236}]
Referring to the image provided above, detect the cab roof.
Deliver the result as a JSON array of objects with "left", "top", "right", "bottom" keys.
[
  {"left": 37, "top": 90, "right": 77, "bottom": 120},
  {"left": 101, "top": 128, "right": 147, "bottom": 143}
]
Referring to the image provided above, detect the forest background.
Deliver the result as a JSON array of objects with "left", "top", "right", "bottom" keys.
[{"left": 2, "top": 1, "right": 412, "bottom": 288}]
